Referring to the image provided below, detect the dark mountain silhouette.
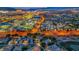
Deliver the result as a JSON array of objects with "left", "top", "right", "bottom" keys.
[
  {"left": 0, "top": 7, "right": 16, "bottom": 11},
  {"left": 14, "top": 7, "right": 79, "bottom": 11},
  {"left": 0, "top": 7, "right": 79, "bottom": 11}
]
